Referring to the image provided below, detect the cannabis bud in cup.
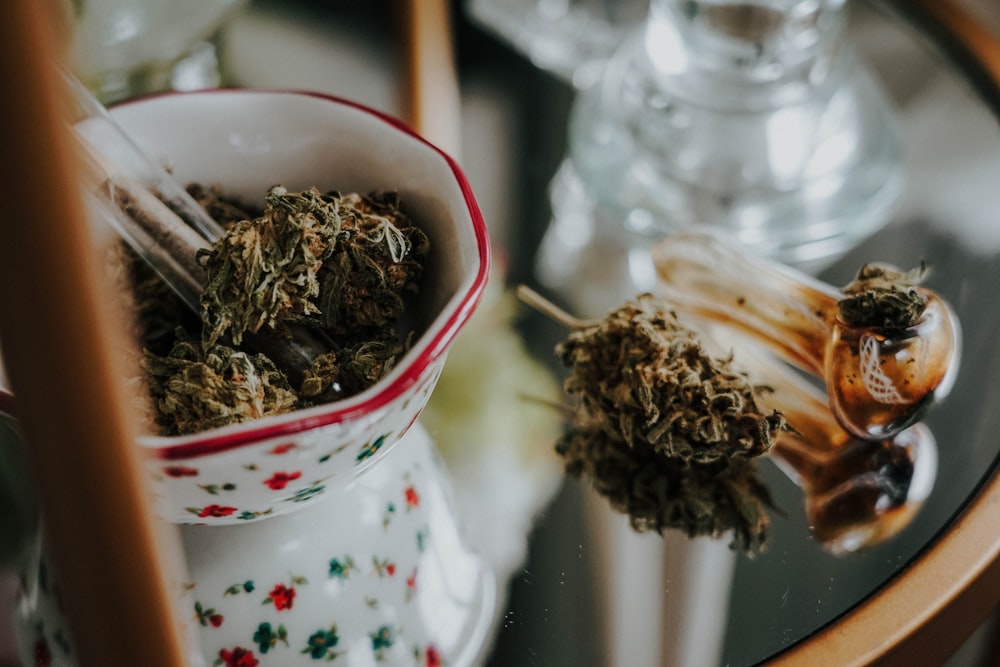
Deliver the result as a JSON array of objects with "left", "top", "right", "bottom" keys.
[{"left": 117, "top": 185, "right": 429, "bottom": 436}]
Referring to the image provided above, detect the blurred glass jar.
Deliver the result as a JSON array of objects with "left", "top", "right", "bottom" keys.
[
  {"left": 64, "top": 0, "right": 248, "bottom": 103},
  {"left": 466, "top": 0, "right": 650, "bottom": 88},
  {"left": 534, "top": 0, "right": 906, "bottom": 318}
]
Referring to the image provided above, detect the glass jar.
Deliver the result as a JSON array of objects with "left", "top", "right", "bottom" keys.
[
  {"left": 66, "top": 0, "right": 248, "bottom": 103},
  {"left": 465, "top": 0, "right": 649, "bottom": 87},
  {"left": 536, "top": 0, "right": 905, "bottom": 317}
]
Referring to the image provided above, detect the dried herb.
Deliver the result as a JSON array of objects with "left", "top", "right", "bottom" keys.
[
  {"left": 118, "top": 183, "right": 428, "bottom": 436},
  {"left": 557, "top": 416, "right": 774, "bottom": 553},
  {"left": 185, "top": 183, "right": 262, "bottom": 227},
  {"left": 198, "top": 187, "right": 428, "bottom": 347},
  {"left": 557, "top": 294, "right": 785, "bottom": 464},
  {"left": 143, "top": 333, "right": 298, "bottom": 436},
  {"left": 838, "top": 263, "right": 928, "bottom": 330},
  {"left": 198, "top": 186, "right": 340, "bottom": 346},
  {"left": 310, "top": 190, "right": 429, "bottom": 337},
  {"left": 520, "top": 287, "right": 785, "bottom": 554},
  {"left": 299, "top": 332, "right": 407, "bottom": 403}
]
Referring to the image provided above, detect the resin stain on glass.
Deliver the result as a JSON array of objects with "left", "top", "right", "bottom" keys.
[{"left": 652, "top": 231, "right": 960, "bottom": 441}]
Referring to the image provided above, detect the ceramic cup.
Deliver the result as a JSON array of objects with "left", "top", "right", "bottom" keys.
[
  {"left": 78, "top": 88, "right": 491, "bottom": 525},
  {"left": 6, "top": 89, "right": 495, "bottom": 666}
]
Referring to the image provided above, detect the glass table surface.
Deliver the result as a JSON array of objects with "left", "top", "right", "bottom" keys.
[{"left": 225, "top": 1, "right": 1000, "bottom": 665}]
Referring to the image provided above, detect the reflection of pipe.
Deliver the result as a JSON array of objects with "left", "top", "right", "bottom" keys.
[
  {"left": 775, "top": 423, "right": 937, "bottom": 554},
  {"left": 711, "top": 328, "right": 938, "bottom": 554}
]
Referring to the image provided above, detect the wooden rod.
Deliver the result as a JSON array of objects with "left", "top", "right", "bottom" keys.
[
  {"left": 397, "top": 0, "right": 463, "bottom": 159},
  {"left": 910, "top": 0, "right": 1000, "bottom": 80},
  {"left": 0, "top": 2, "right": 189, "bottom": 666}
]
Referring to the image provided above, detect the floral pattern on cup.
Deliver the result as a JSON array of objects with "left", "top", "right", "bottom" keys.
[
  {"left": 146, "top": 363, "right": 443, "bottom": 525},
  {"left": 185, "top": 424, "right": 494, "bottom": 665},
  {"left": 14, "top": 423, "right": 495, "bottom": 666}
]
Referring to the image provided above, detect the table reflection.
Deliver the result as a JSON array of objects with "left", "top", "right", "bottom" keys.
[
  {"left": 194, "top": 1, "right": 1000, "bottom": 664},
  {"left": 459, "top": 3, "right": 1000, "bottom": 665}
]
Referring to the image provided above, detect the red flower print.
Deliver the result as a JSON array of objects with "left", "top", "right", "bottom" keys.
[
  {"left": 386, "top": 563, "right": 396, "bottom": 576},
  {"left": 267, "top": 583, "right": 296, "bottom": 611},
  {"left": 269, "top": 443, "right": 297, "bottom": 455},
  {"left": 263, "top": 471, "right": 302, "bottom": 490},
  {"left": 164, "top": 465, "right": 199, "bottom": 477},
  {"left": 198, "top": 504, "right": 237, "bottom": 518},
  {"left": 218, "top": 646, "right": 259, "bottom": 667},
  {"left": 404, "top": 485, "right": 420, "bottom": 508},
  {"left": 405, "top": 568, "right": 419, "bottom": 602},
  {"left": 33, "top": 638, "right": 51, "bottom": 667},
  {"left": 426, "top": 645, "right": 442, "bottom": 667},
  {"left": 195, "top": 600, "right": 224, "bottom": 628}
]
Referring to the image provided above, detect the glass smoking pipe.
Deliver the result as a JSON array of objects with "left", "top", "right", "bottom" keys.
[
  {"left": 67, "top": 72, "right": 327, "bottom": 386},
  {"left": 67, "top": 68, "right": 226, "bottom": 313},
  {"left": 720, "top": 331, "right": 937, "bottom": 554},
  {"left": 652, "top": 230, "right": 961, "bottom": 441}
]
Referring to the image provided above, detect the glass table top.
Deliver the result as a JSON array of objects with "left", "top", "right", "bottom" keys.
[
  {"left": 217, "top": 1, "right": 1000, "bottom": 664},
  {"left": 457, "top": 3, "right": 1000, "bottom": 665}
]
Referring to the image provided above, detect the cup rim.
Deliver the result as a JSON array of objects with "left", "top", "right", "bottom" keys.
[{"left": 0, "top": 88, "right": 491, "bottom": 460}]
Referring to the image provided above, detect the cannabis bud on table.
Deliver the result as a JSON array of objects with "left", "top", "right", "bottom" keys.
[
  {"left": 123, "top": 185, "right": 429, "bottom": 436},
  {"left": 519, "top": 288, "right": 786, "bottom": 554}
]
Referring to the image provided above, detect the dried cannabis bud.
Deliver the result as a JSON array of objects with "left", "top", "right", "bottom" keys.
[
  {"left": 311, "top": 190, "right": 430, "bottom": 337},
  {"left": 118, "top": 182, "right": 430, "bottom": 436},
  {"left": 185, "top": 183, "right": 262, "bottom": 227},
  {"left": 558, "top": 417, "right": 774, "bottom": 553},
  {"left": 299, "top": 333, "right": 407, "bottom": 403},
  {"left": 198, "top": 186, "right": 429, "bottom": 346},
  {"left": 198, "top": 186, "right": 340, "bottom": 346},
  {"left": 557, "top": 294, "right": 785, "bottom": 464},
  {"left": 143, "top": 334, "right": 298, "bottom": 436},
  {"left": 838, "top": 263, "right": 929, "bottom": 330},
  {"left": 517, "top": 287, "right": 786, "bottom": 553}
]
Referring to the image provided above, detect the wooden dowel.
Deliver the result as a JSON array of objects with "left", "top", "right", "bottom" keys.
[
  {"left": 911, "top": 0, "right": 1000, "bottom": 80},
  {"left": 0, "top": 2, "right": 190, "bottom": 666},
  {"left": 397, "top": 0, "right": 463, "bottom": 159}
]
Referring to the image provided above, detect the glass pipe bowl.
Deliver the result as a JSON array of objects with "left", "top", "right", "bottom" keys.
[
  {"left": 826, "top": 294, "right": 960, "bottom": 440},
  {"left": 652, "top": 230, "right": 961, "bottom": 441},
  {"left": 0, "top": 89, "right": 490, "bottom": 525}
]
